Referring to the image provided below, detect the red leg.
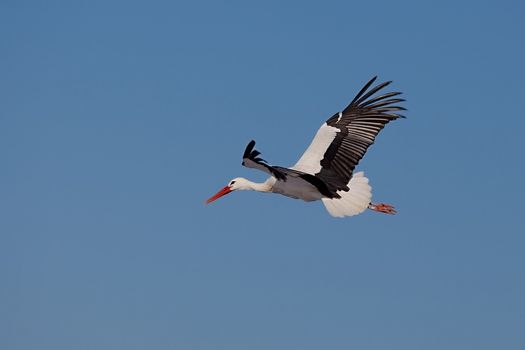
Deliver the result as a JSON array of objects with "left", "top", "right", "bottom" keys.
[{"left": 368, "top": 202, "right": 397, "bottom": 215}]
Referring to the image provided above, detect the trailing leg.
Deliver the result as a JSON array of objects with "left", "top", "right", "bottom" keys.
[{"left": 368, "top": 202, "right": 397, "bottom": 215}]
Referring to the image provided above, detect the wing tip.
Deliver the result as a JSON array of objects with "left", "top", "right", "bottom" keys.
[{"left": 243, "top": 139, "right": 257, "bottom": 159}]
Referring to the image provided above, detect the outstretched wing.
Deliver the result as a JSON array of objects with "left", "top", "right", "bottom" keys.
[
  {"left": 242, "top": 140, "right": 287, "bottom": 180},
  {"left": 293, "top": 76, "right": 405, "bottom": 192}
]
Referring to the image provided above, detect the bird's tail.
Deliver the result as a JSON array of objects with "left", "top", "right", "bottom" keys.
[{"left": 321, "top": 172, "right": 372, "bottom": 218}]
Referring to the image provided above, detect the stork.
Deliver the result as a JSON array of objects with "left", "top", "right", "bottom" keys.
[{"left": 206, "top": 76, "right": 406, "bottom": 217}]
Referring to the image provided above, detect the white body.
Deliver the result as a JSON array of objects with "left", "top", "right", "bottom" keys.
[
  {"left": 270, "top": 177, "right": 324, "bottom": 202},
  {"left": 230, "top": 171, "right": 372, "bottom": 218}
]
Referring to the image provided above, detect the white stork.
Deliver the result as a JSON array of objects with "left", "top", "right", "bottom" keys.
[{"left": 206, "top": 76, "right": 405, "bottom": 217}]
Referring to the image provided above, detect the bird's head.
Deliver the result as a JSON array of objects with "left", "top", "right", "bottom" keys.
[{"left": 205, "top": 177, "right": 250, "bottom": 204}]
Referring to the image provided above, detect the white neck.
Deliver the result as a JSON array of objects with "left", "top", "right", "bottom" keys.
[
  {"left": 249, "top": 180, "right": 272, "bottom": 193},
  {"left": 236, "top": 178, "right": 272, "bottom": 193}
]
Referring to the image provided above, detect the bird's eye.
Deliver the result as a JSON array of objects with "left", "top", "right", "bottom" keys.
[{"left": 230, "top": 181, "right": 236, "bottom": 186}]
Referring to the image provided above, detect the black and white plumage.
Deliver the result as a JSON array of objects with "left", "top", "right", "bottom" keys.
[{"left": 206, "top": 76, "right": 405, "bottom": 217}]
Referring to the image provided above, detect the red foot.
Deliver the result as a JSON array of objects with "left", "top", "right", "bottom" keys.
[{"left": 368, "top": 203, "right": 397, "bottom": 215}]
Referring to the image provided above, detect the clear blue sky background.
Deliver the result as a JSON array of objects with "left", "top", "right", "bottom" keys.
[{"left": 1, "top": 1, "right": 524, "bottom": 349}]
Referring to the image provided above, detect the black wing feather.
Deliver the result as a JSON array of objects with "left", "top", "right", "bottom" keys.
[
  {"left": 317, "top": 77, "right": 405, "bottom": 191},
  {"left": 242, "top": 140, "right": 287, "bottom": 181},
  {"left": 242, "top": 140, "right": 256, "bottom": 159}
]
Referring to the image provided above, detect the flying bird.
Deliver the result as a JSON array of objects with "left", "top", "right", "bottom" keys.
[{"left": 206, "top": 76, "right": 406, "bottom": 217}]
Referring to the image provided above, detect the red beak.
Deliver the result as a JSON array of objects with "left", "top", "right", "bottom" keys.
[{"left": 206, "top": 186, "right": 233, "bottom": 204}]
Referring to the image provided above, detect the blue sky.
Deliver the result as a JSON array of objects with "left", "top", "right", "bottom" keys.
[{"left": 1, "top": 1, "right": 524, "bottom": 349}]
